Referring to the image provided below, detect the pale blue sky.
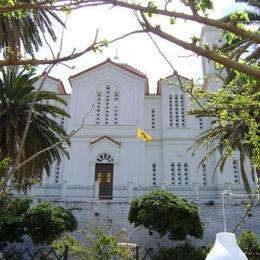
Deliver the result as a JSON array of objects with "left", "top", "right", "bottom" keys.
[{"left": 42, "top": 0, "right": 247, "bottom": 93}]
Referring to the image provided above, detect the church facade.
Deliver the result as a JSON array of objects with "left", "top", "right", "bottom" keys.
[{"left": 32, "top": 27, "right": 252, "bottom": 201}]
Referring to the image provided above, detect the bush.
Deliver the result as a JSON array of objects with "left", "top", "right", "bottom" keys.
[
  {"left": 128, "top": 190, "right": 204, "bottom": 240},
  {"left": 154, "top": 242, "right": 207, "bottom": 260},
  {"left": 0, "top": 197, "right": 78, "bottom": 246},
  {"left": 238, "top": 230, "right": 260, "bottom": 260},
  {"left": 25, "top": 201, "right": 77, "bottom": 244},
  {"left": 0, "top": 196, "right": 31, "bottom": 247}
]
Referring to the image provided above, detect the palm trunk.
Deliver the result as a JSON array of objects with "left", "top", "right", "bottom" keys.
[{"left": 239, "top": 151, "right": 252, "bottom": 198}]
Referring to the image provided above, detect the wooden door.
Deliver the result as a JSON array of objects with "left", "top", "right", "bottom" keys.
[{"left": 95, "top": 163, "right": 113, "bottom": 199}]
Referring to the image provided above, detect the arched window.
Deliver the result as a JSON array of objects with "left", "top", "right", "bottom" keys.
[
  {"left": 199, "top": 118, "right": 203, "bottom": 129},
  {"left": 95, "top": 85, "right": 119, "bottom": 125},
  {"left": 151, "top": 108, "right": 155, "bottom": 129},
  {"left": 233, "top": 160, "right": 240, "bottom": 184},
  {"left": 170, "top": 161, "right": 189, "bottom": 186},
  {"left": 183, "top": 162, "right": 189, "bottom": 185},
  {"left": 180, "top": 94, "right": 185, "bottom": 127},
  {"left": 105, "top": 86, "right": 110, "bottom": 125},
  {"left": 152, "top": 163, "right": 157, "bottom": 186},
  {"left": 174, "top": 94, "right": 179, "bottom": 128},
  {"left": 169, "top": 94, "right": 173, "bottom": 127},
  {"left": 96, "top": 153, "right": 114, "bottom": 163},
  {"left": 55, "top": 162, "right": 60, "bottom": 184},
  {"left": 114, "top": 91, "right": 119, "bottom": 125},
  {"left": 171, "top": 162, "right": 175, "bottom": 185},
  {"left": 96, "top": 92, "right": 102, "bottom": 125},
  {"left": 202, "top": 163, "right": 207, "bottom": 186}
]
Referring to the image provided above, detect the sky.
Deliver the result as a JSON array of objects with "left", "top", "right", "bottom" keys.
[{"left": 42, "top": 0, "right": 247, "bottom": 93}]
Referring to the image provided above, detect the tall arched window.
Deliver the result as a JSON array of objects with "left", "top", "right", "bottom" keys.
[
  {"left": 202, "top": 163, "right": 207, "bottom": 186},
  {"left": 171, "top": 163, "right": 175, "bottom": 185},
  {"left": 199, "top": 118, "right": 203, "bottom": 129},
  {"left": 233, "top": 160, "right": 240, "bottom": 184},
  {"left": 169, "top": 94, "right": 173, "bottom": 127},
  {"left": 96, "top": 92, "right": 102, "bottom": 125},
  {"left": 180, "top": 94, "right": 185, "bottom": 127},
  {"left": 95, "top": 85, "right": 119, "bottom": 125},
  {"left": 114, "top": 91, "right": 119, "bottom": 125},
  {"left": 105, "top": 86, "right": 110, "bottom": 125},
  {"left": 169, "top": 92, "right": 186, "bottom": 128},
  {"left": 55, "top": 162, "right": 60, "bottom": 184},
  {"left": 152, "top": 163, "right": 157, "bottom": 186},
  {"left": 151, "top": 108, "right": 155, "bottom": 129},
  {"left": 174, "top": 94, "right": 179, "bottom": 128},
  {"left": 170, "top": 160, "right": 189, "bottom": 186}
]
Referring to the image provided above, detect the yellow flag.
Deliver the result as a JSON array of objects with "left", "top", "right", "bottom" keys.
[{"left": 136, "top": 128, "right": 152, "bottom": 142}]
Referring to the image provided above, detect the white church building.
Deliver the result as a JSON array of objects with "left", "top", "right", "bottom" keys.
[{"left": 32, "top": 27, "right": 252, "bottom": 202}]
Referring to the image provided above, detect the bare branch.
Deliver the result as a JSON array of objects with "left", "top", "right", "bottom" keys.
[
  {"left": 139, "top": 15, "right": 260, "bottom": 78},
  {"left": 1, "top": 1, "right": 259, "bottom": 43},
  {"left": 15, "top": 105, "right": 94, "bottom": 172}
]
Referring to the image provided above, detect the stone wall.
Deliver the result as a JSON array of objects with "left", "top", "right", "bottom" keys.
[{"left": 57, "top": 200, "right": 260, "bottom": 249}]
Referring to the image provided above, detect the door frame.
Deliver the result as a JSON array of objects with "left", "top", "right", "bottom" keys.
[{"left": 95, "top": 163, "right": 113, "bottom": 199}]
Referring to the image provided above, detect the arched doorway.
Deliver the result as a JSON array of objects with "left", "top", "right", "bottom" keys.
[{"left": 95, "top": 153, "right": 113, "bottom": 199}]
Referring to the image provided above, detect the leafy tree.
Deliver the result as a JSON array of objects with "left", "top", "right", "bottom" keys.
[
  {"left": 24, "top": 201, "right": 77, "bottom": 245},
  {"left": 0, "top": 0, "right": 64, "bottom": 62},
  {"left": 76, "top": 0, "right": 260, "bottom": 79},
  {"left": 52, "top": 228, "right": 131, "bottom": 260},
  {"left": 0, "top": 197, "right": 77, "bottom": 246},
  {"left": 0, "top": 196, "right": 31, "bottom": 248},
  {"left": 238, "top": 230, "right": 260, "bottom": 260},
  {"left": 0, "top": 68, "right": 70, "bottom": 191},
  {"left": 190, "top": 73, "right": 260, "bottom": 194},
  {"left": 0, "top": 0, "right": 259, "bottom": 77},
  {"left": 188, "top": 1, "right": 260, "bottom": 194},
  {"left": 154, "top": 242, "right": 208, "bottom": 260},
  {"left": 128, "top": 190, "right": 204, "bottom": 241}
]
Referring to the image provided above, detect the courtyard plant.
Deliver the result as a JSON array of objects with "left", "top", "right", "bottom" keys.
[
  {"left": 128, "top": 189, "right": 204, "bottom": 240},
  {"left": 0, "top": 197, "right": 77, "bottom": 247}
]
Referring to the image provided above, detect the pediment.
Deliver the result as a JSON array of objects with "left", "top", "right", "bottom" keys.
[{"left": 90, "top": 135, "right": 121, "bottom": 146}]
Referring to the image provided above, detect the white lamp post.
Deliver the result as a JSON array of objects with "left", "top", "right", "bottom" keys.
[{"left": 206, "top": 232, "right": 248, "bottom": 260}]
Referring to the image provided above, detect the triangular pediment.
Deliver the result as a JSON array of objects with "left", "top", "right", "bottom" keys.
[{"left": 90, "top": 135, "right": 121, "bottom": 146}]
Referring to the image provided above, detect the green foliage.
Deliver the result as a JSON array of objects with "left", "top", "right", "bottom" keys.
[
  {"left": 147, "top": 1, "right": 158, "bottom": 17},
  {"left": 0, "top": 158, "right": 12, "bottom": 172},
  {"left": 0, "top": 0, "right": 64, "bottom": 58},
  {"left": 238, "top": 230, "right": 260, "bottom": 260},
  {"left": 0, "top": 197, "right": 77, "bottom": 247},
  {"left": 190, "top": 72, "right": 260, "bottom": 170},
  {"left": 194, "top": 0, "right": 213, "bottom": 13},
  {"left": 24, "top": 201, "right": 77, "bottom": 245},
  {"left": 154, "top": 242, "right": 208, "bottom": 260},
  {"left": 53, "top": 227, "right": 131, "bottom": 260},
  {"left": 0, "top": 196, "right": 31, "bottom": 247},
  {"left": 0, "top": 69, "right": 70, "bottom": 191},
  {"left": 128, "top": 190, "right": 204, "bottom": 240}
]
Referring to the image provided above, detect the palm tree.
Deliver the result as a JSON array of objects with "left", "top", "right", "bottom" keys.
[
  {"left": 0, "top": 0, "right": 64, "bottom": 61},
  {"left": 190, "top": 73, "right": 259, "bottom": 195},
  {"left": 0, "top": 69, "right": 70, "bottom": 191},
  {"left": 220, "top": 0, "right": 260, "bottom": 68}
]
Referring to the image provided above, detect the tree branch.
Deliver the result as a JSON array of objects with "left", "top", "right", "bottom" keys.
[
  {"left": 15, "top": 105, "right": 94, "bottom": 172},
  {"left": 140, "top": 15, "right": 260, "bottom": 78}
]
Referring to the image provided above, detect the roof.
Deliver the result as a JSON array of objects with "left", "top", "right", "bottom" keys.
[
  {"left": 90, "top": 135, "right": 121, "bottom": 146},
  {"left": 69, "top": 58, "right": 149, "bottom": 94},
  {"left": 157, "top": 73, "right": 191, "bottom": 95},
  {"left": 41, "top": 72, "right": 67, "bottom": 95}
]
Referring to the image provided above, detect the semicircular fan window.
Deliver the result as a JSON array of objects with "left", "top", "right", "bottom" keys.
[{"left": 97, "top": 153, "right": 114, "bottom": 163}]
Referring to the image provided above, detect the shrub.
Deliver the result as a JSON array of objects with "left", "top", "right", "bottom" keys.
[
  {"left": 0, "top": 196, "right": 31, "bottom": 247},
  {"left": 24, "top": 201, "right": 77, "bottom": 244},
  {"left": 238, "top": 230, "right": 260, "bottom": 260},
  {"left": 128, "top": 190, "right": 204, "bottom": 240},
  {"left": 154, "top": 242, "right": 207, "bottom": 260}
]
